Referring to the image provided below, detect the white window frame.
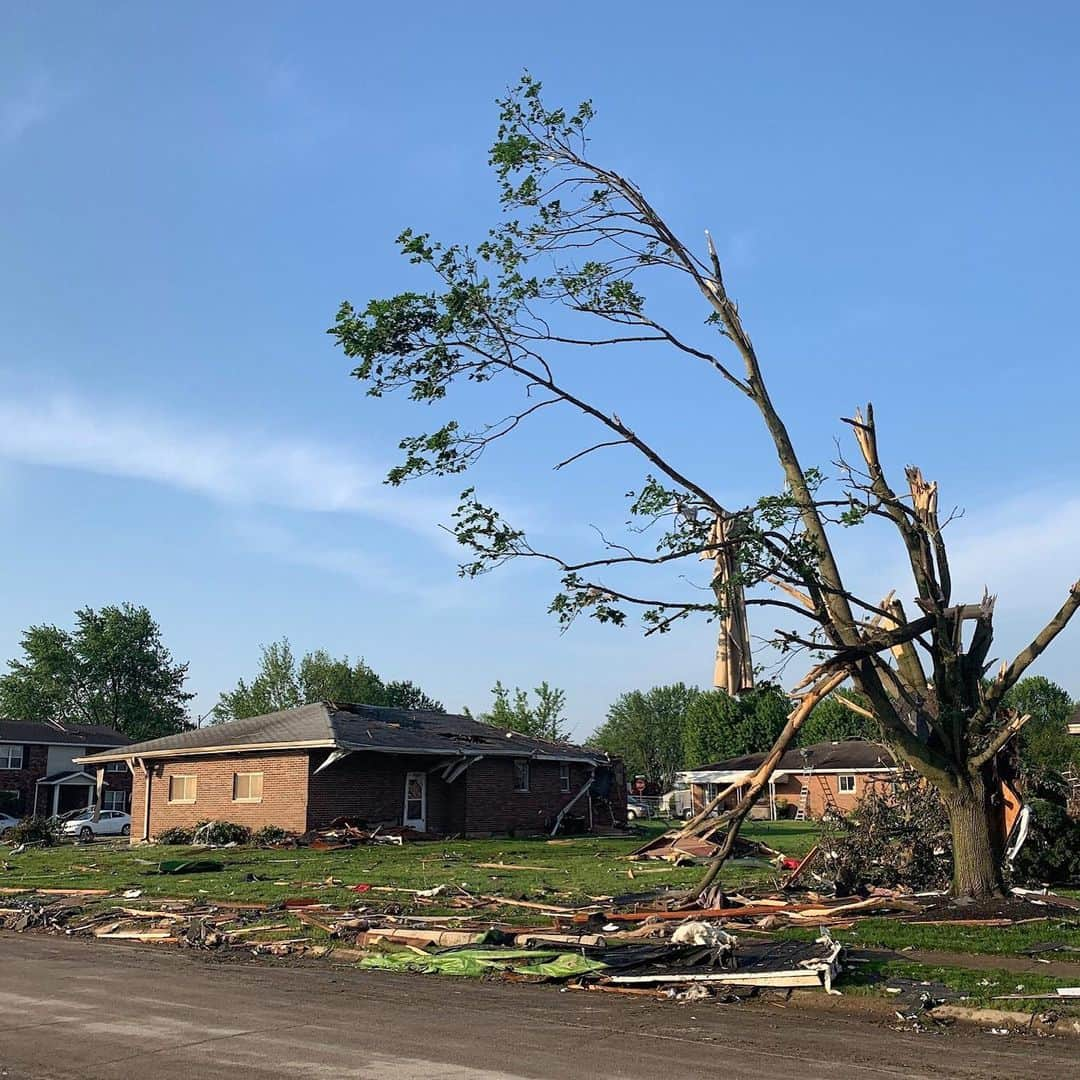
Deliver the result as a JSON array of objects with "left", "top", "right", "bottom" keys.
[
  {"left": 0, "top": 745, "right": 24, "bottom": 770},
  {"left": 232, "top": 772, "right": 264, "bottom": 803},
  {"left": 837, "top": 774, "right": 857, "bottom": 794},
  {"left": 102, "top": 789, "right": 126, "bottom": 811},
  {"left": 559, "top": 762, "right": 571, "bottom": 793},
  {"left": 104, "top": 760, "right": 127, "bottom": 773},
  {"left": 513, "top": 759, "right": 530, "bottom": 793},
  {"left": 168, "top": 774, "right": 197, "bottom": 804}
]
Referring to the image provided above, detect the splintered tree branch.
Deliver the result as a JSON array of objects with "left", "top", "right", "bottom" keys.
[
  {"left": 971, "top": 711, "right": 1031, "bottom": 770},
  {"left": 982, "top": 580, "right": 1080, "bottom": 714}
]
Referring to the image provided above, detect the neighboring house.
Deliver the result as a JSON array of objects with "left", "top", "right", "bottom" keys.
[
  {"left": 77, "top": 702, "right": 626, "bottom": 841},
  {"left": 1068, "top": 705, "right": 1080, "bottom": 737},
  {"left": 0, "top": 720, "right": 132, "bottom": 818},
  {"left": 680, "top": 739, "right": 899, "bottom": 820}
]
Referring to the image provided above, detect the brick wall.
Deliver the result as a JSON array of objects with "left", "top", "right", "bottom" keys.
[
  {"left": 306, "top": 751, "right": 467, "bottom": 833},
  {"left": 0, "top": 745, "right": 49, "bottom": 816},
  {"left": 462, "top": 758, "right": 595, "bottom": 836},
  {"left": 131, "top": 751, "right": 310, "bottom": 840},
  {"left": 126, "top": 748, "right": 622, "bottom": 841},
  {"left": 692, "top": 770, "right": 897, "bottom": 819}
]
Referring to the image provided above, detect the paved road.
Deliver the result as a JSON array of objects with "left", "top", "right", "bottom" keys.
[{"left": 0, "top": 934, "right": 1075, "bottom": 1079}]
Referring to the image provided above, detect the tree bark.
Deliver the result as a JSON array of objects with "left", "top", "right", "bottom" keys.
[{"left": 942, "top": 771, "right": 1005, "bottom": 899}]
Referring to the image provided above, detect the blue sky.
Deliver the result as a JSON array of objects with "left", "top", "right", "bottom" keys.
[{"left": 2, "top": 3, "right": 1079, "bottom": 738}]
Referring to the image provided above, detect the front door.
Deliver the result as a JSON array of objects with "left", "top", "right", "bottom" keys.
[{"left": 403, "top": 771, "right": 427, "bottom": 832}]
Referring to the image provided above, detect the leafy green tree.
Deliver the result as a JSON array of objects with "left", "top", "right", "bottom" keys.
[
  {"left": 0, "top": 604, "right": 193, "bottom": 741},
  {"left": 683, "top": 685, "right": 793, "bottom": 765},
  {"left": 1003, "top": 675, "right": 1078, "bottom": 778},
  {"left": 482, "top": 680, "right": 569, "bottom": 740},
  {"left": 214, "top": 639, "right": 443, "bottom": 721},
  {"left": 682, "top": 690, "right": 743, "bottom": 766},
  {"left": 589, "top": 683, "right": 699, "bottom": 789},
  {"left": 797, "top": 691, "right": 878, "bottom": 746},
  {"left": 739, "top": 685, "right": 790, "bottom": 754}
]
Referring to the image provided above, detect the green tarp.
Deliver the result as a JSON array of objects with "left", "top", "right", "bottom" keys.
[
  {"left": 157, "top": 859, "right": 224, "bottom": 875},
  {"left": 359, "top": 947, "right": 607, "bottom": 980}
]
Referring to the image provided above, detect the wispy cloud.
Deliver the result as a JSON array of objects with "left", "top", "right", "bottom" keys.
[
  {"left": 0, "top": 389, "right": 446, "bottom": 535},
  {"left": 1, "top": 74, "right": 60, "bottom": 146},
  {"left": 226, "top": 516, "right": 470, "bottom": 608}
]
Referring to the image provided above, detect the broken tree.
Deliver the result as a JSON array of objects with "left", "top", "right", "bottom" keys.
[{"left": 329, "top": 74, "right": 1080, "bottom": 900}]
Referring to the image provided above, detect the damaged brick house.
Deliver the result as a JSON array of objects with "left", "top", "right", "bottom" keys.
[
  {"left": 77, "top": 702, "right": 626, "bottom": 841},
  {"left": 681, "top": 739, "right": 899, "bottom": 821},
  {"left": 0, "top": 720, "right": 132, "bottom": 818}
]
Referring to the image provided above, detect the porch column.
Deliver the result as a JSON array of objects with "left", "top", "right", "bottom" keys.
[
  {"left": 93, "top": 767, "right": 104, "bottom": 821},
  {"left": 51, "top": 784, "right": 60, "bottom": 818}
]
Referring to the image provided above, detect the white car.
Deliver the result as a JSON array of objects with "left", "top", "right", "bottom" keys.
[
  {"left": 0, "top": 813, "right": 20, "bottom": 839},
  {"left": 61, "top": 810, "right": 131, "bottom": 841}
]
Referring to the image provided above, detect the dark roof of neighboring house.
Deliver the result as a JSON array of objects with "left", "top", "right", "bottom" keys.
[
  {"left": 76, "top": 702, "right": 610, "bottom": 765},
  {"left": 694, "top": 739, "right": 898, "bottom": 775},
  {"left": 0, "top": 720, "right": 130, "bottom": 748}
]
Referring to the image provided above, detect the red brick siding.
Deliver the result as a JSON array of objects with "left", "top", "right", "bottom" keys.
[
  {"left": 306, "top": 752, "right": 467, "bottom": 834},
  {"left": 131, "top": 752, "right": 309, "bottom": 839},
  {"left": 0, "top": 745, "right": 49, "bottom": 816},
  {"left": 693, "top": 771, "right": 896, "bottom": 819},
  {"left": 462, "top": 759, "right": 596, "bottom": 836},
  {"left": 0, "top": 745, "right": 132, "bottom": 816}
]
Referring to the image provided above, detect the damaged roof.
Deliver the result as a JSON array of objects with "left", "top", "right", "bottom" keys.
[
  {"left": 0, "top": 720, "right": 129, "bottom": 748},
  {"left": 76, "top": 702, "right": 610, "bottom": 765},
  {"left": 685, "top": 739, "right": 898, "bottom": 781}
]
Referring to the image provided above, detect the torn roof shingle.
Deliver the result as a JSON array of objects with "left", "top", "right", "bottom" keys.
[{"left": 76, "top": 702, "right": 610, "bottom": 765}]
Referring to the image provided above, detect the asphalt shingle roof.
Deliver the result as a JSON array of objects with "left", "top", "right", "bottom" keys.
[
  {"left": 0, "top": 720, "right": 129, "bottom": 748},
  {"left": 695, "top": 739, "right": 898, "bottom": 775},
  {"left": 78, "top": 702, "right": 609, "bottom": 764}
]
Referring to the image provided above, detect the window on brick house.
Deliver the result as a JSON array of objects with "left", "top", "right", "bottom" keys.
[
  {"left": 103, "top": 789, "right": 126, "bottom": 811},
  {"left": 105, "top": 760, "right": 127, "bottom": 773},
  {"left": 513, "top": 759, "right": 530, "bottom": 792},
  {"left": 838, "top": 775, "right": 856, "bottom": 794},
  {"left": 168, "top": 775, "right": 197, "bottom": 803},
  {"left": 233, "top": 772, "right": 263, "bottom": 803},
  {"left": 0, "top": 745, "right": 24, "bottom": 770},
  {"left": 559, "top": 763, "right": 571, "bottom": 792}
]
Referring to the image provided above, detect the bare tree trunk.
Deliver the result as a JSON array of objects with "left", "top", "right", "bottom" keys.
[{"left": 942, "top": 772, "right": 1004, "bottom": 900}]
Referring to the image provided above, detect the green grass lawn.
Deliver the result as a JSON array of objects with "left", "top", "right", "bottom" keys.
[
  {"left": 841, "top": 957, "right": 1080, "bottom": 1012},
  {"left": 0, "top": 820, "right": 820, "bottom": 916},
  {"left": 820, "top": 915, "right": 1080, "bottom": 960}
]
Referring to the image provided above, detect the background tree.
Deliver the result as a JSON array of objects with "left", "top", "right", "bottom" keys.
[
  {"left": 683, "top": 685, "right": 793, "bottom": 765},
  {"left": 214, "top": 639, "right": 443, "bottom": 721},
  {"left": 796, "top": 691, "right": 879, "bottom": 746},
  {"left": 682, "top": 691, "right": 741, "bottom": 767},
  {"left": 1003, "top": 675, "right": 1078, "bottom": 779},
  {"left": 0, "top": 604, "right": 192, "bottom": 741},
  {"left": 482, "top": 679, "right": 569, "bottom": 740},
  {"left": 329, "top": 75, "right": 1080, "bottom": 898},
  {"left": 589, "top": 683, "right": 699, "bottom": 789}
]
